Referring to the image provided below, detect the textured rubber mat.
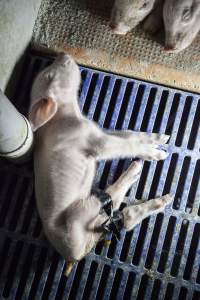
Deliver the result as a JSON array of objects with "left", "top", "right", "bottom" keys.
[
  {"left": 32, "top": 0, "right": 200, "bottom": 93},
  {"left": 0, "top": 52, "right": 200, "bottom": 299}
]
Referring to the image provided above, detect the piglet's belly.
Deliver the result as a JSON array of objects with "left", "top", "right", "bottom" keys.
[
  {"left": 52, "top": 155, "right": 96, "bottom": 197},
  {"left": 34, "top": 155, "right": 96, "bottom": 219}
]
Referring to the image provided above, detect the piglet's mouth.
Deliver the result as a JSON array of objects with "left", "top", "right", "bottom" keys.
[
  {"left": 110, "top": 22, "right": 131, "bottom": 35},
  {"left": 164, "top": 46, "right": 180, "bottom": 53}
]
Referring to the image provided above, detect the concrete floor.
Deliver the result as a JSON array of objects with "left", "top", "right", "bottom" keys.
[{"left": 32, "top": 0, "right": 200, "bottom": 93}]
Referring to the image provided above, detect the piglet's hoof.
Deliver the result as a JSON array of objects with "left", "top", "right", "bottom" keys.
[{"left": 64, "top": 261, "right": 75, "bottom": 277}]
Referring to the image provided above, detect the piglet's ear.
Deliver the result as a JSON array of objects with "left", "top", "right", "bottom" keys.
[{"left": 29, "top": 97, "right": 57, "bottom": 132}]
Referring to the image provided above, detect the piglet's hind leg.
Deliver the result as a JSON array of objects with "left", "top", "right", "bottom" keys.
[{"left": 123, "top": 194, "right": 173, "bottom": 231}]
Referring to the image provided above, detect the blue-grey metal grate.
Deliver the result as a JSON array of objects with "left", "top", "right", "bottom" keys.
[{"left": 0, "top": 52, "right": 200, "bottom": 300}]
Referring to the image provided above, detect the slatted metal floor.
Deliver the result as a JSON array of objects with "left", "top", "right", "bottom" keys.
[{"left": 0, "top": 52, "right": 200, "bottom": 300}]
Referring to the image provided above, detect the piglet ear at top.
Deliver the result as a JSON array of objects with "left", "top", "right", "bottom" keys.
[{"left": 29, "top": 97, "right": 57, "bottom": 132}]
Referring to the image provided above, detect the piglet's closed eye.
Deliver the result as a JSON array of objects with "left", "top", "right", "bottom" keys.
[{"left": 29, "top": 97, "right": 57, "bottom": 132}]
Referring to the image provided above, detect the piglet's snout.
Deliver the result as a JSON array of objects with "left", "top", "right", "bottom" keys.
[
  {"left": 110, "top": 22, "right": 131, "bottom": 35},
  {"left": 164, "top": 45, "right": 176, "bottom": 52}
]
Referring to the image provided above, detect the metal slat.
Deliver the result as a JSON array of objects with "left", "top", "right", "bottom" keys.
[
  {"left": 169, "top": 94, "right": 186, "bottom": 146},
  {"left": 127, "top": 223, "right": 142, "bottom": 265},
  {"left": 47, "top": 259, "right": 66, "bottom": 300},
  {"left": 157, "top": 91, "right": 175, "bottom": 133},
  {"left": 170, "top": 155, "right": 185, "bottom": 203},
  {"left": 24, "top": 247, "right": 43, "bottom": 298},
  {"left": 0, "top": 240, "right": 23, "bottom": 299},
  {"left": 133, "top": 85, "right": 151, "bottom": 131},
  {"left": 102, "top": 267, "right": 116, "bottom": 300},
  {"left": 20, "top": 191, "right": 37, "bottom": 235},
  {"left": 79, "top": 70, "right": 93, "bottom": 112},
  {"left": 151, "top": 215, "right": 171, "bottom": 272},
  {"left": 87, "top": 73, "right": 105, "bottom": 120},
  {"left": 133, "top": 164, "right": 159, "bottom": 270},
  {"left": 88, "top": 263, "right": 104, "bottom": 300},
  {"left": 16, "top": 180, "right": 34, "bottom": 232},
  {"left": 182, "top": 99, "right": 198, "bottom": 147},
  {"left": 193, "top": 119, "right": 200, "bottom": 150},
  {"left": 4, "top": 177, "right": 26, "bottom": 228},
  {"left": 109, "top": 80, "right": 128, "bottom": 129},
  {"left": 182, "top": 228, "right": 200, "bottom": 283},
  {"left": 131, "top": 273, "right": 143, "bottom": 299},
  {"left": 158, "top": 281, "right": 168, "bottom": 300},
  {"left": 0, "top": 174, "right": 13, "bottom": 212},
  {"left": 116, "top": 271, "right": 129, "bottom": 300},
  {"left": 145, "top": 278, "right": 154, "bottom": 300},
  {"left": 179, "top": 158, "right": 197, "bottom": 211},
  {"left": 97, "top": 77, "right": 116, "bottom": 128},
  {"left": 61, "top": 264, "right": 78, "bottom": 299},
  {"left": 191, "top": 164, "right": 200, "bottom": 215},
  {"left": 145, "top": 87, "right": 163, "bottom": 132},
  {"left": 187, "top": 289, "right": 194, "bottom": 300},
  {"left": 164, "top": 218, "right": 183, "bottom": 274},
  {"left": 9, "top": 244, "right": 33, "bottom": 299},
  {"left": 172, "top": 284, "right": 181, "bottom": 300},
  {"left": 122, "top": 82, "right": 140, "bottom": 129},
  {"left": 74, "top": 259, "right": 92, "bottom": 300},
  {"left": 33, "top": 249, "right": 53, "bottom": 300}
]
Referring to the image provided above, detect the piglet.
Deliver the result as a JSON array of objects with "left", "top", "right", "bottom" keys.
[
  {"left": 110, "top": 0, "right": 157, "bottom": 34},
  {"left": 163, "top": 0, "right": 200, "bottom": 52},
  {"left": 29, "top": 53, "right": 172, "bottom": 276}
]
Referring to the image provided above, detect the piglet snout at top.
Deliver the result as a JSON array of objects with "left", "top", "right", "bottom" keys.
[{"left": 110, "top": 22, "right": 131, "bottom": 35}]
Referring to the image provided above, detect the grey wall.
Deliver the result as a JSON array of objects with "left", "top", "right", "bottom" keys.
[{"left": 0, "top": 0, "right": 41, "bottom": 97}]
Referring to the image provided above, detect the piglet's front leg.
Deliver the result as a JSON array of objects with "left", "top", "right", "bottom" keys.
[{"left": 96, "top": 130, "right": 170, "bottom": 161}]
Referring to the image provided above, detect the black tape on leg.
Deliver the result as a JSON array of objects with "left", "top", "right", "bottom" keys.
[
  {"left": 92, "top": 188, "right": 124, "bottom": 240},
  {"left": 108, "top": 210, "right": 124, "bottom": 241},
  {"left": 92, "top": 188, "right": 113, "bottom": 217}
]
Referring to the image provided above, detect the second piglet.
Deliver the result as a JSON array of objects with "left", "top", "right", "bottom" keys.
[
  {"left": 110, "top": 0, "right": 157, "bottom": 34},
  {"left": 163, "top": 0, "right": 200, "bottom": 52}
]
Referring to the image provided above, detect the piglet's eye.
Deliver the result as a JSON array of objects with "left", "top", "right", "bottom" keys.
[
  {"left": 182, "top": 7, "right": 191, "bottom": 22},
  {"left": 140, "top": 1, "right": 149, "bottom": 10}
]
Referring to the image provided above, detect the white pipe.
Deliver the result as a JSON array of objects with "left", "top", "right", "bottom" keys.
[{"left": 0, "top": 89, "right": 33, "bottom": 160}]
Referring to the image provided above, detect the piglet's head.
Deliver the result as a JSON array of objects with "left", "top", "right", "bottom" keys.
[
  {"left": 163, "top": 0, "right": 200, "bottom": 52},
  {"left": 110, "top": 0, "right": 156, "bottom": 34},
  {"left": 29, "top": 53, "right": 81, "bottom": 131}
]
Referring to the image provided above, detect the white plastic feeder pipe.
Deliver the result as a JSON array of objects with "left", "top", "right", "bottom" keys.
[{"left": 0, "top": 89, "right": 33, "bottom": 160}]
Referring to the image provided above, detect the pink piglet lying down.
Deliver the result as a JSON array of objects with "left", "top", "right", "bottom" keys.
[{"left": 29, "top": 53, "right": 173, "bottom": 275}]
